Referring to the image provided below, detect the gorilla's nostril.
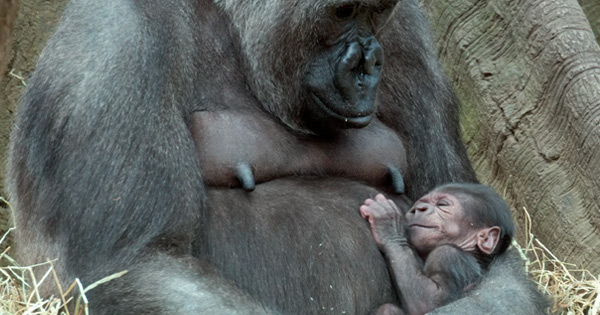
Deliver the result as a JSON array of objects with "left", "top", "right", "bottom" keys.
[{"left": 363, "top": 39, "right": 384, "bottom": 76}]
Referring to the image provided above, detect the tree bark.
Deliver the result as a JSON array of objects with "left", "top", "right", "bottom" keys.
[
  {"left": 579, "top": 0, "right": 600, "bottom": 42},
  {"left": 421, "top": 0, "right": 600, "bottom": 273},
  {"left": 0, "top": 0, "right": 19, "bottom": 79}
]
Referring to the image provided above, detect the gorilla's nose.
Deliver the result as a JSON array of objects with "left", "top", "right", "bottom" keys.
[{"left": 362, "top": 37, "right": 384, "bottom": 76}]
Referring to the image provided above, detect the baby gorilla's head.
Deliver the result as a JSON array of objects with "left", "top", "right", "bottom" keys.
[{"left": 405, "top": 183, "right": 515, "bottom": 267}]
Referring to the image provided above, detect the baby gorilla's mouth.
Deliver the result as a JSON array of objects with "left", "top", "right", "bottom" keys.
[{"left": 408, "top": 224, "right": 435, "bottom": 229}]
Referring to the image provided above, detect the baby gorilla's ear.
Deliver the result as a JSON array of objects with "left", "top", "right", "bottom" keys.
[{"left": 476, "top": 226, "right": 501, "bottom": 255}]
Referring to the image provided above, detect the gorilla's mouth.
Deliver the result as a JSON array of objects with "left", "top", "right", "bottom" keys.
[{"left": 310, "top": 93, "right": 373, "bottom": 128}]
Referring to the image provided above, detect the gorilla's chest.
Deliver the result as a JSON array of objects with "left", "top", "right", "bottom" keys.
[{"left": 190, "top": 110, "right": 407, "bottom": 192}]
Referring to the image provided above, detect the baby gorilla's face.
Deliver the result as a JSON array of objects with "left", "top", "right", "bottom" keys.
[{"left": 405, "top": 191, "right": 476, "bottom": 255}]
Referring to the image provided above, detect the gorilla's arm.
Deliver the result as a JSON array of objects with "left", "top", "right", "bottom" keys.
[
  {"left": 10, "top": 0, "right": 205, "bottom": 268},
  {"left": 383, "top": 242, "right": 454, "bottom": 315},
  {"left": 378, "top": 0, "right": 478, "bottom": 200}
]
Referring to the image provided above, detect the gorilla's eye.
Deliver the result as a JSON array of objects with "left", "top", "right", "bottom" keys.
[
  {"left": 334, "top": 4, "right": 356, "bottom": 20},
  {"left": 373, "top": 5, "right": 388, "bottom": 15}
]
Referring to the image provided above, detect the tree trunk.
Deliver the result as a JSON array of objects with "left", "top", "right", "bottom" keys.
[
  {"left": 579, "top": 0, "right": 600, "bottom": 42},
  {"left": 0, "top": 0, "right": 19, "bottom": 79},
  {"left": 421, "top": 0, "right": 600, "bottom": 273}
]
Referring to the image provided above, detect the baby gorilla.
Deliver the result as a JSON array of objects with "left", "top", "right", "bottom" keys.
[{"left": 360, "top": 183, "right": 515, "bottom": 315}]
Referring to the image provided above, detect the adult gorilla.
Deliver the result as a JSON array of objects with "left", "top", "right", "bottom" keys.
[{"left": 8, "top": 0, "right": 546, "bottom": 313}]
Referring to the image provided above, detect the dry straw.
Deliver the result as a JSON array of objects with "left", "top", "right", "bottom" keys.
[
  {"left": 1, "top": 197, "right": 598, "bottom": 314},
  {"left": 513, "top": 206, "right": 600, "bottom": 315},
  {"left": 0, "top": 197, "right": 126, "bottom": 315}
]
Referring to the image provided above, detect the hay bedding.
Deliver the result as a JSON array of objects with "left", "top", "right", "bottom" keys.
[
  {"left": 515, "top": 207, "right": 600, "bottom": 314},
  {"left": 0, "top": 198, "right": 126, "bottom": 315},
  {"left": 0, "top": 197, "right": 598, "bottom": 314}
]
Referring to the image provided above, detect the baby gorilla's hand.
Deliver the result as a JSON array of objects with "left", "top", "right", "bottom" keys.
[{"left": 360, "top": 194, "right": 406, "bottom": 250}]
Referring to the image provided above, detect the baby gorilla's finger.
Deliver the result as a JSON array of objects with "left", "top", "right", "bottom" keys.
[
  {"left": 363, "top": 198, "right": 375, "bottom": 206},
  {"left": 374, "top": 194, "right": 398, "bottom": 213},
  {"left": 360, "top": 198, "right": 376, "bottom": 218},
  {"left": 368, "top": 201, "right": 389, "bottom": 217},
  {"left": 359, "top": 205, "right": 372, "bottom": 219},
  {"left": 374, "top": 194, "right": 388, "bottom": 204}
]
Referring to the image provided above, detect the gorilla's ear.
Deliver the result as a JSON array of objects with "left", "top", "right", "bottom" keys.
[{"left": 476, "top": 226, "right": 500, "bottom": 255}]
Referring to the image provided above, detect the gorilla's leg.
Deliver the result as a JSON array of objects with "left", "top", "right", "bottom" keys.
[{"left": 86, "top": 254, "right": 273, "bottom": 315}]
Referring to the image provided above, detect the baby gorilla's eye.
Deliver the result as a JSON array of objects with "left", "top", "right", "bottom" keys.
[{"left": 436, "top": 199, "right": 450, "bottom": 207}]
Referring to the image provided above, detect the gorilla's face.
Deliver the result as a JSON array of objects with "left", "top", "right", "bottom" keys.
[
  {"left": 220, "top": 0, "right": 399, "bottom": 134},
  {"left": 303, "top": 2, "right": 396, "bottom": 131}
]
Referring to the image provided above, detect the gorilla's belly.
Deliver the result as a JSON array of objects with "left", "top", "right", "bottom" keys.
[{"left": 202, "top": 178, "right": 408, "bottom": 314}]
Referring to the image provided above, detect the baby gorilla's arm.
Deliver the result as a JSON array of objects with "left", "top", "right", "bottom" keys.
[
  {"left": 360, "top": 194, "right": 463, "bottom": 315},
  {"left": 423, "top": 245, "right": 482, "bottom": 304}
]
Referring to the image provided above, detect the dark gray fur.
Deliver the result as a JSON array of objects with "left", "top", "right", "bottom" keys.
[
  {"left": 8, "top": 0, "right": 547, "bottom": 313},
  {"left": 430, "top": 249, "right": 550, "bottom": 315}
]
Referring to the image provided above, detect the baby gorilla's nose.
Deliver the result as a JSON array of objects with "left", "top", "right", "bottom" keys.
[{"left": 415, "top": 203, "right": 429, "bottom": 212}]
